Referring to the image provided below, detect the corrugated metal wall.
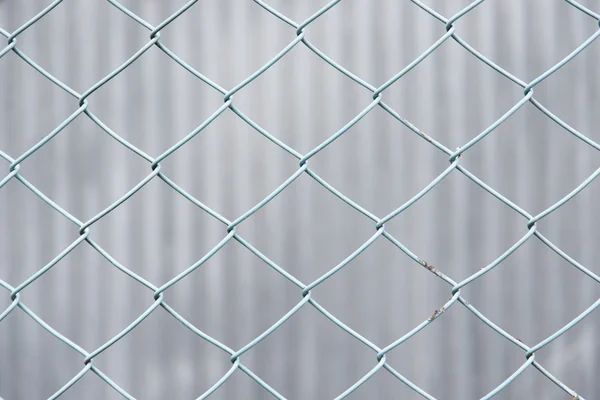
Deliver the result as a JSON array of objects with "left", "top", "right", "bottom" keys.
[{"left": 0, "top": 1, "right": 599, "bottom": 399}]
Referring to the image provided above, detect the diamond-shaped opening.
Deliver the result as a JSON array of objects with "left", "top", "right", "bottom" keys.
[
  {"left": 521, "top": 40, "right": 600, "bottom": 145},
  {"left": 17, "top": 241, "right": 156, "bottom": 352},
  {"left": 305, "top": 105, "right": 448, "bottom": 217},
  {"left": 6, "top": 0, "right": 149, "bottom": 92},
  {"left": 458, "top": 100, "right": 600, "bottom": 214},
  {"left": 240, "top": 304, "right": 383, "bottom": 400},
  {"left": 379, "top": 37, "right": 526, "bottom": 150},
  {"left": 461, "top": 235, "right": 600, "bottom": 347},
  {"left": 156, "top": 0, "right": 298, "bottom": 91},
  {"left": 232, "top": 42, "right": 378, "bottom": 155},
  {"left": 162, "top": 238, "right": 302, "bottom": 350},
  {"left": 383, "top": 170, "right": 526, "bottom": 279},
  {"left": 236, "top": 172, "right": 376, "bottom": 285},
  {"left": 0, "top": 51, "right": 76, "bottom": 157},
  {"left": 308, "top": 235, "right": 449, "bottom": 346},
  {"left": 0, "top": 306, "right": 84, "bottom": 399},
  {"left": 158, "top": 107, "right": 300, "bottom": 220},
  {"left": 530, "top": 29, "right": 600, "bottom": 95},
  {"left": 301, "top": 0, "right": 444, "bottom": 85},
  {"left": 532, "top": 173, "right": 600, "bottom": 273},
  {"left": 0, "top": 0, "right": 59, "bottom": 33},
  {"left": 453, "top": 0, "right": 600, "bottom": 83},
  {"left": 0, "top": 176, "right": 80, "bottom": 285},
  {"left": 88, "top": 176, "right": 226, "bottom": 283},
  {"left": 12, "top": 114, "right": 151, "bottom": 220},
  {"left": 532, "top": 307, "right": 600, "bottom": 399},
  {"left": 89, "top": 44, "right": 224, "bottom": 157},
  {"left": 385, "top": 304, "right": 529, "bottom": 399},
  {"left": 92, "top": 306, "right": 239, "bottom": 399}
]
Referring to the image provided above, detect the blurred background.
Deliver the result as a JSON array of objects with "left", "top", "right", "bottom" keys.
[{"left": 1, "top": 0, "right": 599, "bottom": 399}]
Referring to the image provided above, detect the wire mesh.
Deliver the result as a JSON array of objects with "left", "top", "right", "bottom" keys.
[{"left": 1, "top": 0, "right": 599, "bottom": 399}]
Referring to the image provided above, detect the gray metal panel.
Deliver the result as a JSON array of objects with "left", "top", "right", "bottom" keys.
[{"left": 0, "top": 1, "right": 599, "bottom": 399}]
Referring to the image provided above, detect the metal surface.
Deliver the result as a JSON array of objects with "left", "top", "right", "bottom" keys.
[{"left": 0, "top": 0, "right": 599, "bottom": 399}]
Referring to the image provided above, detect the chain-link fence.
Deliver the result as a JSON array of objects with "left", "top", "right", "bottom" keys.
[{"left": 1, "top": 0, "right": 599, "bottom": 399}]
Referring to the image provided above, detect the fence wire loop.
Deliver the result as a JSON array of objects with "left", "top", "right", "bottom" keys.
[{"left": 1, "top": 0, "right": 599, "bottom": 399}]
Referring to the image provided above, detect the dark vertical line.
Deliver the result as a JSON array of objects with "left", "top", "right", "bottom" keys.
[{"left": 2, "top": 0, "right": 19, "bottom": 397}]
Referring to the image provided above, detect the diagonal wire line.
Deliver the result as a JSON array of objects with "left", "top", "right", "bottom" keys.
[
  {"left": 125, "top": 0, "right": 596, "bottom": 396},
  {"left": 2, "top": 9, "right": 282, "bottom": 397},
  {"left": 79, "top": 5, "right": 469, "bottom": 397},
  {"left": 95, "top": 1, "right": 480, "bottom": 396},
  {"left": 249, "top": 1, "right": 600, "bottom": 397},
  {"left": 0, "top": 0, "right": 598, "bottom": 398},
  {"left": 0, "top": 4, "right": 299, "bottom": 391}
]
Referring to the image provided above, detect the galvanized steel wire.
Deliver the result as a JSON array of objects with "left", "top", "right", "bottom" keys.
[{"left": 1, "top": 0, "right": 599, "bottom": 398}]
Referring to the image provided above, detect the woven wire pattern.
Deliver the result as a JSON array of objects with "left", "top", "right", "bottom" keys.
[{"left": 1, "top": 0, "right": 599, "bottom": 398}]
